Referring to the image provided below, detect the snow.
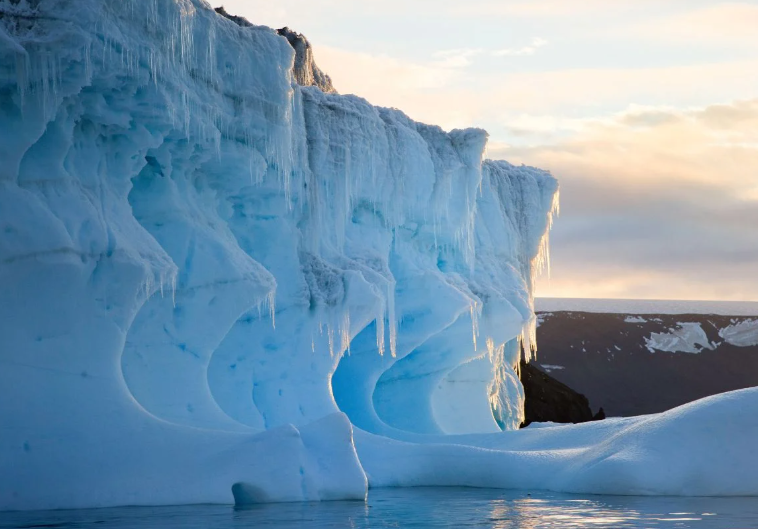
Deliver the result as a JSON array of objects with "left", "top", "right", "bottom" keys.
[
  {"left": 357, "top": 387, "right": 758, "bottom": 496},
  {"left": 538, "top": 364, "right": 565, "bottom": 372},
  {"left": 522, "top": 421, "right": 570, "bottom": 429},
  {"left": 719, "top": 319, "right": 758, "bottom": 347},
  {"left": 644, "top": 322, "right": 714, "bottom": 354},
  {"left": 1, "top": 0, "right": 756, "bottom": 512},
  {"left": 536, "top": 311, "right": 552, "bottom": 326},
  {"left": 625, "top": 315, "right": 647, "bottom": 323},
  {"left": 537, "top": 298, "right": 758, "bottom": 316}
]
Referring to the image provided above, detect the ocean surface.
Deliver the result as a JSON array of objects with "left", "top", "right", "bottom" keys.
[
  {"left": 536, "top": 297, "right": 758, "bottom": 316},
  {"left": 2, "top": 488, "right": 757, "bottom": 529}
]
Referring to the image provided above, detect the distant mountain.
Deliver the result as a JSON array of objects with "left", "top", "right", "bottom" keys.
[{"left": 533, "top": 299, "right": 758, "bottom": 417}]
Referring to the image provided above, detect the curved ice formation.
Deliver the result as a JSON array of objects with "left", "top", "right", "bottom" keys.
[
  {"left": 1, "top": 0, "right": 754, "bottom": 512},
  {"left": 358, "top": 387, "right": 758, "bottom": 497}
]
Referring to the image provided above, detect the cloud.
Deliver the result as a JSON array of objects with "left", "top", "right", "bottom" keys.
[
  {"left": 315, "top": 46, "right": 479, "bottom": 129},
  {"left": 619, "top": 2, "right": 758, "bottom": 45},
  {"left": 493, "top": 38, "right": 548, "bottom": 57},
  {"left": 318, "top": 45, "right": 458, "bottom": 92},
  {"left": 483, "top": 61, "right": 758, "bottom": 116},
  {"left": 319, "top": 43, "right": 758, "bottom": 131},
  {"left": 493, "top": 100, "right": 758, "bottom": 301},
  {"left": 430, "top": 39, "right": 549, "bottom": 69},
  {"left": 443, "top": 0, "right": 669, "bottom": 18},
  {"left": 431, "top": 48, "right": 485, "bottom": 68}
]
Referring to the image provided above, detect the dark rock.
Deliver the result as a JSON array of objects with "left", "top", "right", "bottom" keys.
[
  {"left": 214, "top": 6, "right": 253, "bottom": 27},
  {"left": 276, "top": 27, "right": 336, "bottom": 93},
  {"left": 591, "top": 407, "right": 606, "bottom": 421},
  {"left": 519, "top": 360, "right": 595, "bottom": 428},
  {"left": 213, "top": 8, "right": 336, "bottom": 94},
  {"left": 534, "top": 311, "right": 758, "bottom": 417}
]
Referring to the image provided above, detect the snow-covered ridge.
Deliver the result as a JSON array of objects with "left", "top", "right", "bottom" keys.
[{"left": 0, "top": 0, "right": 557, "bottom": 510}]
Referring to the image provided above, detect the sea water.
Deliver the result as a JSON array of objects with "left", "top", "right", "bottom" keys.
[{"left": 2, "top": 488, "right": 757, "bottom": 529}]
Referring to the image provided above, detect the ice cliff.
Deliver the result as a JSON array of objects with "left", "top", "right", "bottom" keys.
[{"left": 2, "top": 0, "right": 756, "bottom": 511}]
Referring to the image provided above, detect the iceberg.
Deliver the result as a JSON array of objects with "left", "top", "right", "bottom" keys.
[{"left": 0, "top": 0, "right": 756, "bottom": 511}]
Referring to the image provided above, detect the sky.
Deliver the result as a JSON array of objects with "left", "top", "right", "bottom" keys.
[{"left": 217, "top": 0, "right": 758, "bottom": 301}]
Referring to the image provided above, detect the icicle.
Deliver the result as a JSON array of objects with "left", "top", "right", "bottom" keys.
[
  {"left": 486, "top": 337, "right": 495, "bottom": 363},
  {"left": 375, "top": 306, "right": 385, "bottom": 356},
  {"left": 520, "top": 183, "right": 560, "bottom": 363},
  {"left": 83, "top": 41, "right": 92, "bottom": 83},
  {"left": 170, "top": 272, "right": 177, "bottom": 308},
  {"left": 327, "top": 325, "right": 335, "bottom": 357},
  {"left": 387, "top": 281, "right": 397, "bottom": 358},
  {"left": 517, "top": 315, "right": 538, "bottom": 364},
  {"left": 14, "top": 50, "right": 30, "bottom": 108},
  {"left": 341, "top": 311, "right": 351, "bottom": 355},
  {"left": 265, "top": 290, "right": 276, "bottom": 329},
  {"left": 470, "top": 301, "right": 480, "bottom": 352},
  {"left": 529, "top": 186, "right": 560, "bottom": 288}
]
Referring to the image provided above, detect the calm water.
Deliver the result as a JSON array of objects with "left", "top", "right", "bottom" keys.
[{"left": 2, "top": 488, "right": 757, "bottom": 529}]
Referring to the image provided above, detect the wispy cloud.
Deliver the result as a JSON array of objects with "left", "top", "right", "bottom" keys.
[
  {"left": 494, "top": 100, "right": 758, "bottom": 301},
  {"left": 493, "top": 37, "right": 548, "bottom": 57},
  {"left": 431, "top": 48, "right": 485, "bottom": 68},
  {"left": 617, "top": 2, "right": 758, "bottom": 45},
  {"left": 431, "top": 39, "right": 549, "bottom": 68},
  {"left": 444, "top": 0, "right": 669, "bottom": 18}
]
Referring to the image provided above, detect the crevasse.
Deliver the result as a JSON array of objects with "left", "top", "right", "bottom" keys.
[{"left": 6, "top": 0, "right": 755, "bottom": 512}]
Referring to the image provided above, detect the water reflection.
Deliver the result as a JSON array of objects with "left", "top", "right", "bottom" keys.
[{"left": 1, "top": 488, "right": 757, "bottom": 528}]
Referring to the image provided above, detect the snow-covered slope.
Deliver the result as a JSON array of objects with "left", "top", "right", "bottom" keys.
[
  {"left": 1, "top": 0, "right": 756, "bottom": 511},
  {"left": 720, "top": 319, "right": 758, "bottom": 347}
]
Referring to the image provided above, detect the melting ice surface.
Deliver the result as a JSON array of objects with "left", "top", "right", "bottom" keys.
[{"left": 1, "top": 0, "right": 758, "bottom": 512}]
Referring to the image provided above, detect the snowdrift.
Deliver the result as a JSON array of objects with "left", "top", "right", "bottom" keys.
[
  {"left": 0, "top": 0, "right": 754, "bottom": 511},
  {"left": 358, "top": 387, "right": 758, "bottom": 496}
]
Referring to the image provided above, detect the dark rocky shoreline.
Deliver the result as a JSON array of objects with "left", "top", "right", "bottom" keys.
[{"left": 530, "top": 311, "right": 758, "bottom": 417}]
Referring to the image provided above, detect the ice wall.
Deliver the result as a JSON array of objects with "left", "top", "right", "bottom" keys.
[{"left": 0, "top": 0, "right": 557, "bottom": 510}]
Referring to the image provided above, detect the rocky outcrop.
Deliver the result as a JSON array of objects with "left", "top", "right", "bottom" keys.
[
  {"left": 276, "top": 27, "right": 336, "bottom": 93},
  {"left": 214, "top": 6, "right": 254, "bottom": 27},
  {"left": 519, "top": 360, "right": 595, "bottom": 427},
  {"left": 214, "top": 8, "right": 336, "bottom": 93}
]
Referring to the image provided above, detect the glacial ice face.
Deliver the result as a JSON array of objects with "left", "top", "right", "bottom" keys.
[{"left": 0, "top": 0, "right": 558, "bottom": 510}]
